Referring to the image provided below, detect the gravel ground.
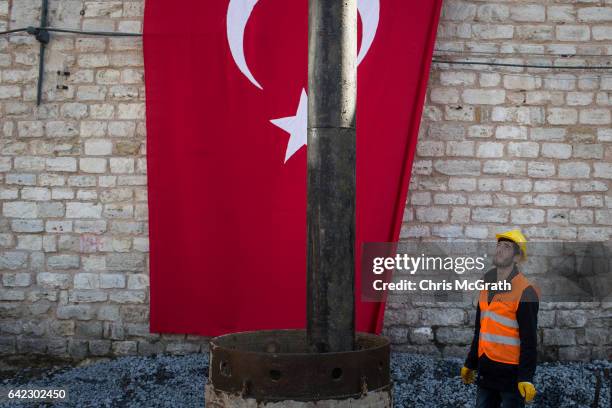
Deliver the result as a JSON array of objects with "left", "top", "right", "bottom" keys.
[{"left": 0, "top": 352, "right": 609, "bottom": 407}]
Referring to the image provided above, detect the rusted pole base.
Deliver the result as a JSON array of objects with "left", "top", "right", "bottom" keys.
[{"left": 205, "top": 330, "right": 392, "bottom": 407}]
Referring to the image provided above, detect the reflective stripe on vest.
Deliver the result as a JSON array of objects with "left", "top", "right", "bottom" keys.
[
  {"left": 480, "top": 332, "right": 521, "bottom": 346},
  {"left": 480, "top": 310, "right": 519, "bottom": 329}
]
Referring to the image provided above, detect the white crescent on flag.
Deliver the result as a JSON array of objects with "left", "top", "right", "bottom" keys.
[
  {"left": 227, "top": 0, "right": 380, "bottom": 90},
  {"left": 227, "top": 0, "right": 263, "bottom": 89},
  {"left": 357, "top": 0, "right": 380, "bottom": 66}
]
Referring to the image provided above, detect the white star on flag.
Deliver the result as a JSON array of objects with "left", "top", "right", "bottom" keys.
[{"left": 270, "top": 89, "right": 308, "bottom": 163}]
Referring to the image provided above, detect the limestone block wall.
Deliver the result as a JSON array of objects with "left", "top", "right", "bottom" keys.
[
  {"left": 387, "top": 0, "right": 612, "bottom": 361},
  {"left": 0, "top": 0, "right": 610, "bottom": 361},
  {"left": 0, "top": 0, "right": 188, "bottom": 358}
]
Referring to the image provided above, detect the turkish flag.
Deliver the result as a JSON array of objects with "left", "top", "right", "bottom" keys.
[{"left": 143, "top": 0, "right": 442, "bottom": 336}]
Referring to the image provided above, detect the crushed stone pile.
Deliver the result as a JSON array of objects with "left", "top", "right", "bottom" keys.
[{"left": 0, "top": 352, "right": 609, "bottom": 407}]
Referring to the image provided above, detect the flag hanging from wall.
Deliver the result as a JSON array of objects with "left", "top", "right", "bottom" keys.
[{"left": 143, "top": 0, "right": 442, "bottom": 336}]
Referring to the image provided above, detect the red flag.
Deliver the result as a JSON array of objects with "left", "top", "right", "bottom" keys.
[{"left": 143, "top": 0, "right": 442, "bottom": 336}]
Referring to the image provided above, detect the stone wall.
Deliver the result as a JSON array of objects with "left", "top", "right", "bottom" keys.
[
  {"left": 0, "top": 0, "right": 198, "bottom": 358},
  {"left": 386, "top": 0, "right": 612, "bottom": 361},
  {"left": 0, "top": 0, "right": 610, "bottom": 361}
]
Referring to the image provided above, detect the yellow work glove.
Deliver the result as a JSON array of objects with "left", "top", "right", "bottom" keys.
[
  {"left": 518, "top": 382, "right": 536, "bottom": 403},
  {"left": 460, "top": 366, "right": 475, "bottom": 384}
]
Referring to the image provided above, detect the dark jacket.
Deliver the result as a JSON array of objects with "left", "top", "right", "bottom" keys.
[{"left": 465, "top": 264, "right": 539, "bottom": 392}]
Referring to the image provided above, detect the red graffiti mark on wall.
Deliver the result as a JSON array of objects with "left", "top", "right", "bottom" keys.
[{"left": 80, "top": 234, "right": 100, "bottom": 253}]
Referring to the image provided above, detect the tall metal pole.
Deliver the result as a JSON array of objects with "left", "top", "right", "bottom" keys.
[{"left": 307, "top": 0, "right": 357, "bottom": 353}]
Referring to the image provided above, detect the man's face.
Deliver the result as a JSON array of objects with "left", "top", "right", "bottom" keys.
[{"left": 493, "top": 240, "right": 519, "bottom": 267}]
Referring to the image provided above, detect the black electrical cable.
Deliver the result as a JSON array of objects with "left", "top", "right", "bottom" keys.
[
  {"left": 428, "top": 66, "right": 612, "bottom": 81},
  {"left": 432, "top": 58, "right": 612, "bottom": 70},
  {"left": 0, "top": 28, "right": 30, "bottom": 35},
  {"left": 434, "top": 48, "right": 612, "bottom": 58},
  {"left": 44, "top": 27, "right": 142, "bottom": 37},
  {"left": 0, "top": 26, "right": 141, "bottom": 37}
]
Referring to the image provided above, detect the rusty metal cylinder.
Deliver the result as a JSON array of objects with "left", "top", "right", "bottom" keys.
[{"left": 205, "top": 330, "right": 392, "bottom": 406}]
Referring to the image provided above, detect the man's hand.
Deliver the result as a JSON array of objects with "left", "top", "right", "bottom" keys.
[
  {"left": 518, "top": 382, "right": 536, "bottom": 403},
  {"left": 460, "top": 366, "right": 475, "bottom": 384}
]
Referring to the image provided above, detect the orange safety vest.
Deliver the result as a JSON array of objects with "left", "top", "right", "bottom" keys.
[{"left": 478, "top": 271, "right": 540, "bottom": 365}]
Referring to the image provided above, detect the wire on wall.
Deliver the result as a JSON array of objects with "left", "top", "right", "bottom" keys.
[
  {"left": 434, "top": 48, "right": 612, "bottom": 58},
  {"left": 0, "top": 26, "right": 142, "bottom": 37},
  {"left": 431, "top": 58, "right": 612, "bottom": 70}
]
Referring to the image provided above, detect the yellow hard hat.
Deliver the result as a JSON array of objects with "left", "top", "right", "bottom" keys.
[{"left": 495, "top": 229, "right": 527, "bottom": 260}]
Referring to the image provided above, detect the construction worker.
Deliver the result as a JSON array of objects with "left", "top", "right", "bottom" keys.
[{"left": 461, "top": 229, "right": 540, "bottom": 408}]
